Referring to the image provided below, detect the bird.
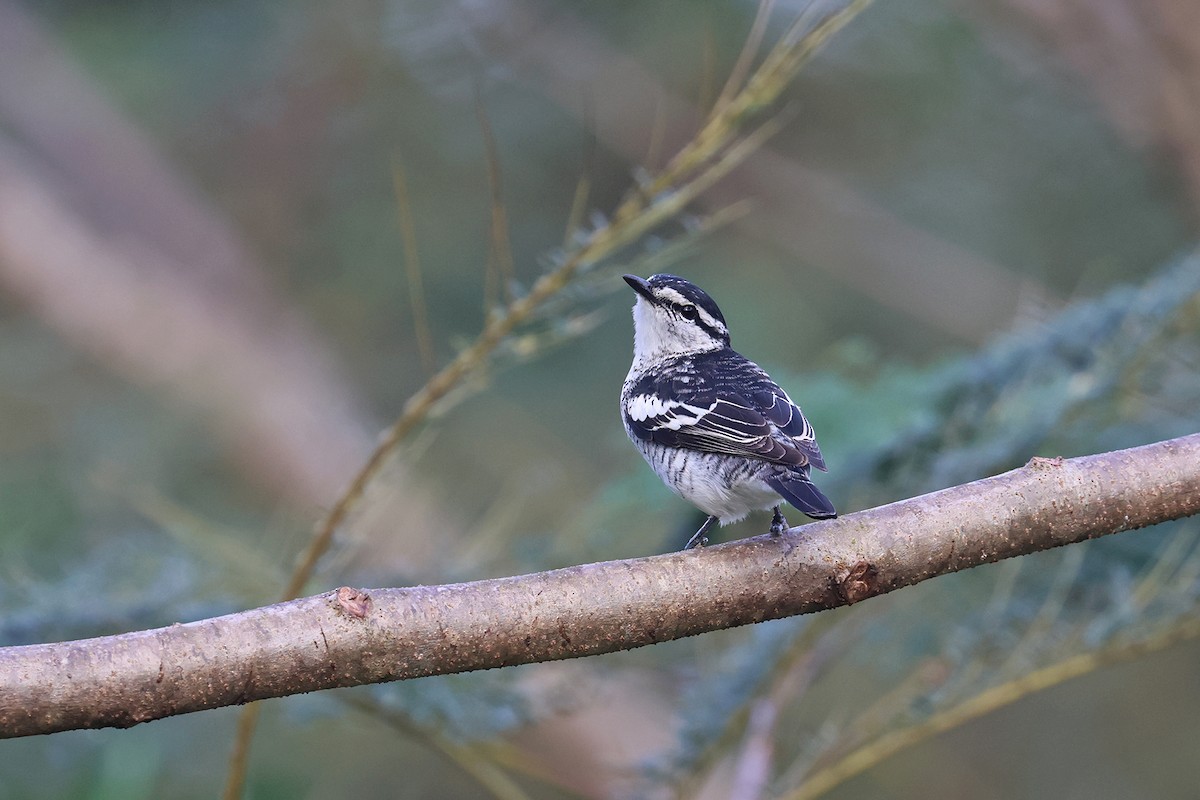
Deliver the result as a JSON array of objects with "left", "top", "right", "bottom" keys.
[{"left": 620, "top": 273, "right": 836, "bottom": 549}]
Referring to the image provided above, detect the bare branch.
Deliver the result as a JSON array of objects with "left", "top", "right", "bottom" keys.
[{"left": 2, "top": 433, "right": 1197, "bottom": 739}]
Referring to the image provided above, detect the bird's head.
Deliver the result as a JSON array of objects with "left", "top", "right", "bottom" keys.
[{"left": 623, "top": 273, "right": 729, "bottom": 365}]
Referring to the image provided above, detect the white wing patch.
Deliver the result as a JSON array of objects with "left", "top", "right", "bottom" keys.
[{"left": 627, "top": 393, "right": 709, "bottom": 430}]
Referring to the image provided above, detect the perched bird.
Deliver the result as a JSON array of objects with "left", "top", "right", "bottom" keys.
[{"left": 620, "top": 273, "right": 836, "bottom": 549}]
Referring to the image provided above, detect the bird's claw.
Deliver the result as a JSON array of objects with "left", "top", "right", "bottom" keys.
[
  {"left": 684, "top": 515, "right": 718, "bottom": 550},
  {"left": 770, "top": 506, "right": 789, "bottom": 536}
]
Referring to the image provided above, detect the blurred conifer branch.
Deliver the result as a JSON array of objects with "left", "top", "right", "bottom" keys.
[
  {"left": 777, "top": 523, "right": 1200, "bottom": 799},
  {"left": 784, "top": 603, "right": 1200, "bottom": 800},
  {"left": 843, "top": 255, "right": 1200, "bottom": 503},
  {"left": 222, "top": 3, "right": 876, "bottom": 795},
  {"left": 660, "top": 613, "right": 852, "bottom": 799},
  {"left": 341, "top": 669, "right": 572, "bottom": 797}
]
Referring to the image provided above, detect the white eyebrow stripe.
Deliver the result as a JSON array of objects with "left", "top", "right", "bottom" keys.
[
  {"left": 696, "top": 307, "right": 725, "bottom": 332},
  {"left": 651, "top": 286, "right": 727, "bottom": 335},
  {"left": 655, "top": 287, "right": 690, "bottom": 306}
]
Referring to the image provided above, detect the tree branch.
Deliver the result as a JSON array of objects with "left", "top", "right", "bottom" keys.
[{"left": 2, "top": 433, "right": 1197, "bottom": 738}]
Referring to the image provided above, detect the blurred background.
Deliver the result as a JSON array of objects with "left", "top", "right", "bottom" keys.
[{"left": 1, "top": 0, "right": 1198, "bottom": 798}]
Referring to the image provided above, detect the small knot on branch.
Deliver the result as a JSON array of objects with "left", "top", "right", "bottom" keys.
[
  {"left": 835, "top": 561, "right": 880, "bottom": 604},
  {"left": 334, "top": 587, "right": 372, "bottom": 619},
  {"left": 1027, "top": 455, "right": 1065, "bottom": 469}
]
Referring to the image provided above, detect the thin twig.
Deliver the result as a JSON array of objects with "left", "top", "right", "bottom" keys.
[
  {"left": 673, "top": 612, "right": 852, "bottom": 799},
  {"left": 997, "top": 545, "right": 1086, "bottom": 675},
  {"left": 645, "top": 93, "right": 668, "bottom": 172},
  {"left": 221, "top": 702, "right": 262, "bottom": 800},
  {"left": 782, "top": 615, "right": 1200, "bottom": 800},
  {"left": 714, "top": 0, "right": 777, "bottom": 113},
  {"left": 120, "top": 481, "right": 284, "bottom": 591},
  {"left": 699, "top": 13, "right": 719, "bottom": 113},
  {"left": 773, "top": 630, "right": 938, "bottom": 791},
  {"left": 392, "top": 158, "right": 435, "bottom": 374},
  {"left": 1130, "top": 525, "right": 1197, "bottom": 611},
  {"left": 475, "top": 73, "right": 516, "bottom": 310},
  {"left": 563, "top": 91, "right": 596, "bottom": 248},
  {"left": 628, "top": 0, "right": 869, "bottom": 220},
  {"left": 342, "top": 694, "right": 540, "bottom": 800},
  {"left": 727, "top": 620, "right": 851, "bottom": 800}
]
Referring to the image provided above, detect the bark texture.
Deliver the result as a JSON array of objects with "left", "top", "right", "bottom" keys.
[{"left": 2, "top": 433, "right": 1198, "bottom": 738}]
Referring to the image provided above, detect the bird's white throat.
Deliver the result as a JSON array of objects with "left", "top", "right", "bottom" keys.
[{"left": 629, "top": 297, "right": 723, "bottom": 370}]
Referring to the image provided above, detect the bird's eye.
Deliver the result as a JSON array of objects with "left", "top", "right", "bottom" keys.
[{"left": 680, "top": 304, "right": 699, "bottom": 320}]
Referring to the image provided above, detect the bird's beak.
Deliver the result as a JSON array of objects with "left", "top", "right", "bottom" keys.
[{"left": 623, "top": 274, "right": 655, "bottom": 302}]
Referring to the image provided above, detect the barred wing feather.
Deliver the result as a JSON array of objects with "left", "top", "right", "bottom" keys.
[{"left": 625, "top": 385, "right": 820, "bottom": 469}]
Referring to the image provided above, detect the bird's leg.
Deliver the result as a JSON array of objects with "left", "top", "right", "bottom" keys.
[
  {"left": 770, "top": 505, "right": 789, "bottom": 536},
  {"left": 684, "top": 515, "right": 718, "bottom": 550}
]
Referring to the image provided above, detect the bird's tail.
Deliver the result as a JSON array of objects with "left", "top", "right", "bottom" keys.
[{"left": 767, "top": 472, "right": 837, "bottom": 520}]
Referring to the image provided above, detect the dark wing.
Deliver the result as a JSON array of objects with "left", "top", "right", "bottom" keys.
[
  {"left": 752, "top": 385, "right": 827, "bottom": 471},
  {"left": 624, "top": 351, "right": 825, "bottom": 470}
]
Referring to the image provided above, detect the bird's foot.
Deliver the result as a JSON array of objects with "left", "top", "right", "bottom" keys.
[
  {"left": 770, "top": 506, "right": 789, "bottom": 536},
  {"left": 684, "top": 515, "right": 718, "bottom": 550}
]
